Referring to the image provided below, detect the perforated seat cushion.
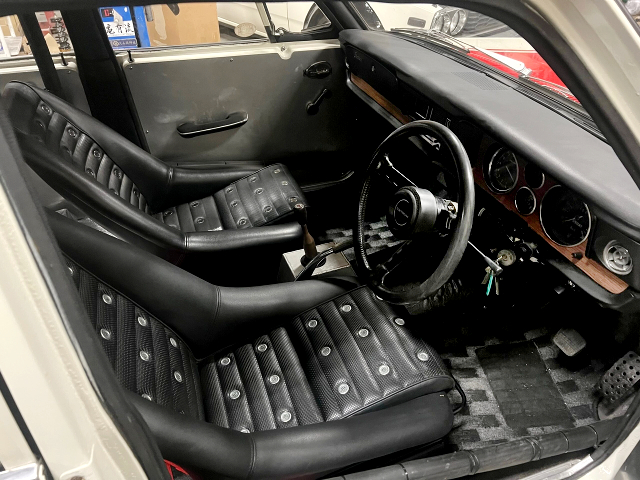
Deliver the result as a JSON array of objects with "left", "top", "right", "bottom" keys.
[
  {"left": 213, "top": 164, "right": 305, "bottom": 230},
  {"left": 199, "top": 287, "right": 453, "bottom": 432},
  {"left": 154, "top": 164, "right": 306, "bottom": 232},
  {"left": 66, "top": 258, "right": 453, "bottom": 432}
]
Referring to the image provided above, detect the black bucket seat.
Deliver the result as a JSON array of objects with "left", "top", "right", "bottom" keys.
[
  {"left": 3, "top": 81, "right": 307, "bottom": 283},
  {"left": 49, "top": 212, "right": 455, "bottom": 479}
]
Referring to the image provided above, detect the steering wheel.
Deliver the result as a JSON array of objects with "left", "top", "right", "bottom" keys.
[{"left": 355, "top": 120, "right": 475, "bottom": 304}]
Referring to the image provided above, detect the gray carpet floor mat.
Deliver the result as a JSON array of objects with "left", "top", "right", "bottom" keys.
[
  {"left": 315, "top": 218, "right": 400, "bottom": 261},
  {"left": 443, "top": 328, "right": 604, "bottom": 450}
]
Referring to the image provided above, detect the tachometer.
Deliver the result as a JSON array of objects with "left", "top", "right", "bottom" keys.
[
  {"left": 539, "top": 186, "right": 591, "bottom": 247},
  {"left": 485, "top": 148, "right": 519, "bottom": 193}
]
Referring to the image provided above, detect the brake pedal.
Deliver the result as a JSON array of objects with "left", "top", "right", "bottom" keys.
[
  {"left": 552, "top": 328, "right": 586, "bottom": 357},
  {"left": 596, "top": 351, "right": 640, "bottom": 417}
]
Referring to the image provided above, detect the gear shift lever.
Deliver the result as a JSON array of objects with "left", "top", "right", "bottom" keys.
[{"left": 293, "top": 203, "right": 318, "bottom": 266}]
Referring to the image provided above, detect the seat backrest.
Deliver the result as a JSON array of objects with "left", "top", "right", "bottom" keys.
[{"left": 2, "top": 81, "right": 170, "bottom": 213}]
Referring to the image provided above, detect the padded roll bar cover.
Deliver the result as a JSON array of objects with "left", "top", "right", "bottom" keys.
[
  {"left": 128, "top": 391, "right": 453, "bottom": 480},
  {"left": 184, "top": 223, "right": 303, "bottom": 252},
  {"left": 48, "top": 212, "right": 354, "bottom": 358}
]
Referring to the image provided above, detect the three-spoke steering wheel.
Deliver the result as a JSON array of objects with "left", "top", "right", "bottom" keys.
[{"left": 355, "top": 120, "right": 475, "bottom": 304}]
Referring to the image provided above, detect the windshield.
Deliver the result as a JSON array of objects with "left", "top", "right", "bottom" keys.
[{"left": 353, "top": 2, "right": 581, "bottom": 104}]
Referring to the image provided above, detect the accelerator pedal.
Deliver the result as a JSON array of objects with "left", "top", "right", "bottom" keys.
[{"left": 596, "top": 351, "right": 640, "bottom": 418}]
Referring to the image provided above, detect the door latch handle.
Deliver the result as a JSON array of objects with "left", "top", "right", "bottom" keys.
[{"left": 306, "top": 88, "right": 332, "bottom": 115}]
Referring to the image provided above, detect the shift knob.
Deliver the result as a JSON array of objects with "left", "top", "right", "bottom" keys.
[{"left": 293, "top": 203, "right": 308, "bottom": 226}]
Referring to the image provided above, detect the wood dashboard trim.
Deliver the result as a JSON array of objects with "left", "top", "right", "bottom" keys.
[{"left": 349, "top": 72, "right": 628, "bottom": 294}]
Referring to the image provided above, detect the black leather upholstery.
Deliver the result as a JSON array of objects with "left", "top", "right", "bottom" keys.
[
  {"left": 3, "top": 81, "right": 306, "bottom": 276},
  {"left": 48, "top": 212, "right": 455, "bottom": 479}
]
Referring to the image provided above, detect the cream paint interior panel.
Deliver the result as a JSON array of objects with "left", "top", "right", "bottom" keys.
[{"left": 0, "top": 185, "right": 145, "bottom": 479}]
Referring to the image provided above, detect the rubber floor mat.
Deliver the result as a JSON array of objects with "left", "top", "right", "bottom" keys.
[{"left": 476, "top": 341, "right": 574, "bottom": 430}]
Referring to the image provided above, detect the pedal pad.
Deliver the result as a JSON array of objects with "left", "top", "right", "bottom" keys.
[
  {"left": 552, "top": 328, "right": 586, "bottom": 357},
  {"left": 597, "top": 352, "right": 640, "bottom": 415}
]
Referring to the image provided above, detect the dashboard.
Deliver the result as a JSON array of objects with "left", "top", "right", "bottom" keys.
[{"left": 341, "top": 29, "right": 640, "bottom": 298}]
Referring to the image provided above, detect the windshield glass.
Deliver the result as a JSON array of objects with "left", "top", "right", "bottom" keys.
[{"left": 353, "top": 2, "right": 581, "bottom": 104}]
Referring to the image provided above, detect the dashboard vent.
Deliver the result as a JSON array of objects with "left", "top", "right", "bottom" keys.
[
  {"left": 453, "top": 71, "right": 508, "bottom": 90},
  {"left": 603, "top": 241, "right": 633, "bottom": 275}
]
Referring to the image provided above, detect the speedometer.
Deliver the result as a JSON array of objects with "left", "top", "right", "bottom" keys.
[
  {"left": 539, "top": 186, "right": 591, "bottom": 247},
  {"left": 485, "top": 148, "right": 519, "bottom": 193}
]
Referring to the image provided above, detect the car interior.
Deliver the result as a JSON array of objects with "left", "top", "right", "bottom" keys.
[{"left": 1, "top": 1, "right": 640, "bottom": 479}]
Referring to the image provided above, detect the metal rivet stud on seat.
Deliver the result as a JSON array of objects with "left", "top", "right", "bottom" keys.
[
  {"left": 379, "top": 364, "right": 390, "bottom": 376},
  {"left": 255, "top": 188, "right": 263, "bottom": 195},
  {"left": 308, "top": 319, "right": 318, "bottom": 328},
  {"left": 394, "top": 318, "right": 405, "bottom": 326},
  {"left": 140, "top": 351, "right": 150, "bottom": 362},
  {"left": 164, "top": 210, "right": 173, "bottom": 216},
  {"left": 358, "top": 328, "right": 369, "bottom": 338},
  {"left": 257, "top": 343, "right": 267, "bottom": 352},
  {"left": 190, "top": 201, "right": 199, "bottom": 207},
  {"left": 35, "top": 120, "right": 45, "bottom": 130},
  {"left": 196, "top": 218, "right": 205, "bottom": 224},
  {"left": 264, "top": 205, "right": 272, "bottom": 213},
  {"left": 92, "top": 149, "right": 101, "bottom": 158},
  {"left": 220, "top": 357, "right": 231, "bottom": 366},
  {"left": 249, "top": 176, "right": 257, "bottom": 183},
  {"left": 85, "top": 168, "right": 95, "bottom": 177},
  {"left": 269, "top": 375, "right": 280, "bottom": 385},
  {"left": 100, "top": 328, "right": 111, "bottom": 340},
  {"left": 281, "top": 181, "right": 288, "bottom": 186},
  {"left": 238, "top": 218, "right": 247, "bottom": 226},
  {"left": 102, "top": 294, "right": 112, "bottom": 305},
  {"left": 289, "top": 196, "right": 298, "bottom": 203},
  {"left": 417, "top": 352, "right": 429, "bottom": 362},
  {"left": 137, "top": 316, "right": 147, "bottom": 327},
  {"left": 226, "top": 187, "right": 233, "bottom": 193},
  {"left": 321, "top": 346, "right": 331, "bottom": 356},
  {"left": 273, "top": 168, "right": 281, "bottom": 174},
  {"left": 113, "top": 168, "right": 122, "bottom": 179},
  {"left": 142, "top": 393, "right": 152, "bottom": 401},
  {"left": 229, "top": 389, "right": 240, "bottom": 400},
  {"left": 240, "top": 427, "right": 250, "bottom": 433},
  {"left": 67, "top": 127, "right": 77, "bottom": 137},
  {"left": 341, "top": 304, "right": 352, "bottom": 313},
  {"left": 41, "top": 104, "right": 51, "bottom": 114},
  {"left": 280, "top": 410, "right": 292, "bottom": 422},
  {"left": 170, "top": 338, "right": 178, "bottom": 348},
  {"left": 174, "top": 371, "right": 183, "bottom": 383},
  {"left": 110, "top": 188, "right": 119, "bottom": 196},
  {"left": 338, "top": 383, "right": 350, "bottom": 394},
  {"left": 67, "top": 266, "right": 74, "bottom": 275},
  {"left": 231, "top": 200, "right": 238, "bottom": 207}
]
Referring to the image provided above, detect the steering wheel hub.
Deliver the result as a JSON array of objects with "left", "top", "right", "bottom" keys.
[{"left": 387, "top": 186, "right": 444, "bottom": 239}]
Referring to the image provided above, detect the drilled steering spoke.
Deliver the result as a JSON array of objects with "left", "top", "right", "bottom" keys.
[
  {"left": 374, "top": 240, "right": 411, "bottom": 281},
  {"left": 376, "top": 154, "right": 417, "bottom": 189}
]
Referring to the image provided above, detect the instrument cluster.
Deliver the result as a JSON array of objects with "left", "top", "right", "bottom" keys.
[{"left": 482, "top": 147, "right": 591, "bottom": 248}]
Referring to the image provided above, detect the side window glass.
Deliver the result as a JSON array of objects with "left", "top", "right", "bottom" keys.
[
  {"left": 100, "top": 3, "right": 267, "bottom": 49},
  {"left": 265, "top": 2, "right": 331, "bottom": 34},
  {"left": 0, "top": 12, "right": 71, "bottom": 58}
]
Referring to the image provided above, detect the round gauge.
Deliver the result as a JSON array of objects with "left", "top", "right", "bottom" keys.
[
  {"left": 539, "top": 186, "right": 591, "bottom": 247},
  {"left": 515, "top": 186, "right": 536, "bottom": 215},
  {"left": 485, "top": 148, "right": 519, "bottom": 193},
  {"left": 524, "top": 163, "right": 545, "bottom": 189}
]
